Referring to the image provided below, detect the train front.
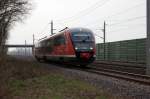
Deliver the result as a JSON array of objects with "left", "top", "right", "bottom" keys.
[{"left": 70, "top": 28, "right": 96, "bottom": 66}]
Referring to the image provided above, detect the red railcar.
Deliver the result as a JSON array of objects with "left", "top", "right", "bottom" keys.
[{"left": 34, "top": 28, "right": 96, "bottom": 66}]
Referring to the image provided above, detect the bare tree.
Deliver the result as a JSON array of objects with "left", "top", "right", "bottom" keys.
[{"left": 0, "top": 0, "right": 31, "bottom": 59}]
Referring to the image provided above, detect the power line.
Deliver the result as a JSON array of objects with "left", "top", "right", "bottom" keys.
[
  {"left": 39, "top": 22, "right": 50, "bottom": 35},
  {"left": 45, "top": 0, "right": 110, "bottom": 33},
  {"left": 82, "top": 2, "right": 145, "bottom": 27},
  {"left": 56, "top": 0, "right": 104, "bottom": 20},
  {"left": 108, "top": 24, "right": 146, "bottom": 33},
  {"left": 56, "top": 0, "right": 111, "bottom": 24},
  {"left": 108, "top": 16, "right": 146, "bottom": 26},
  {"left": 92, "top": 23, "right": 146, "bottom": 31},
  {"left": 37, "top": 1, "right": 146, "bottom": 41},
  {"left": 110, "top": 23, "right": 146, "bottom": 27},
  {"left": 84, "top": 15, "right": 146, "bottom": 29},
  {"left": 106, "top": 2, "right": 145, "bottom": 19},
  {"left": 41, "top": 0, "right": 145, "bottom": 34},
  {"left": 94, "top": 33, "right": 104, "bottom": 39}
]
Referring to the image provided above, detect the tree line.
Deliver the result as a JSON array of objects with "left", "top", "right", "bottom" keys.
[{"left": 0, "top": 0, "right": 31, "bottom": 59}]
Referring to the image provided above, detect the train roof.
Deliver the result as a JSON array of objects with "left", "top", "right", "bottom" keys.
[
  {"left": 68, "top": 27, "right": 93, "bottom": 33},
  {"left": 37, "top": 27, "right": 93, "bottom": 43}
]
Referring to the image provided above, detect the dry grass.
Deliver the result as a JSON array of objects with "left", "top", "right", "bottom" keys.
[
  {"left": 0, "top": 57, "right": 53, "bottom": 99},
  {"left": 0, "top": 57, "right": 117, "bottom": 99}
]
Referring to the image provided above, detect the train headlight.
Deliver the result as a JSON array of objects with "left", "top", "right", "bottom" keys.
[
  {"left": 90, "top": 47, "right": 93, "bottom": 50},
  {"left": 75, "top": 47, "right": 78, "bottom": 50}
]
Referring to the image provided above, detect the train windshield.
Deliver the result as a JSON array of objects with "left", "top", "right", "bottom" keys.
[
  {"left": 71, "top": 32, "right": 94, "bottom": 51},
  {"left": 71, "top": 32, "right": 94, "bottom": 42}
]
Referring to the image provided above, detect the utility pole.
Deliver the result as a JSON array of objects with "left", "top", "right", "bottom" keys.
[
  {"left": 51, "top": 20, "right": 53, "bottom": 35},
  {"left": 32, "top": 34, "right": 35, "bottom": 55},
  {"left": 103, "top": 21, "right": 106, "bottom": 60},
  {"left": 33, "top": 34, "right": 35, "bottom": 45},
  {"left": 25, "top": 40, "right": 26, "bottom": 56},
  {"left": 146, "top": 0, "right": 150, "bottom": 75}
]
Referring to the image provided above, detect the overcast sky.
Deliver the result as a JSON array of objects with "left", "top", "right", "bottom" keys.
[{"left": 7, "top": 0, "right": 146, "bottom": 44}]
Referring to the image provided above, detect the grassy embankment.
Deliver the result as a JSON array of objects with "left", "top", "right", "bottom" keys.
[{"left": 0, "top": 57, "right": 115, "bottom": 99}]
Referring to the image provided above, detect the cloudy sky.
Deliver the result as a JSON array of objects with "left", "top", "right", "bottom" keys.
[{"left": 7, "top": 0, "right": 146, "bottom": 44}]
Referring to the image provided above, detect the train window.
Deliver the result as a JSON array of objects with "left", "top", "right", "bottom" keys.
[
  {"left": 47, "top": 39, "right": 53, "bottom": 47},
  {"left": 59, "top": 36, "right": 65, "bottom": 45},
  {"left": 71, "top": 32, "right": 94, "bottom": 42},
  {"left": 54, "top": 35, "right": 65, "bottom": 46}
]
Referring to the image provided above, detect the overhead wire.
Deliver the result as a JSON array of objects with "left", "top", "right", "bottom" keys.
[
  {"left": 43, "top": 0, "right": 145, "bottom": 32},
  {"left": 82, "top": 2, "right": 145, "bottom": 27},
  {"left": 94, "top": 33, "right": 104, "bottom": 39},
  {"left": 39, "top": 23, "right": 50, "bottom": 35},
  {"left": 108, "top": 24, "right": 146, "bottom": 33},
  {"left": 37, "top": 0, "right": 145, "bottom": 40},
  {"left": 105, "top": 2, "right": 145, "bottom": 19},
  {"left": 108, "top": 16, "right": 146, "bottom": 26},
  {"left": 41, "top": 0, "right": 110, "bottom": 32},
  {"left": 35, "top": 22, "right": 51, "bottom": 40},
  {"left": 56, "top": 0, "right": 111, "bottom": 24},
  {"left": 109, "top": 23, "right": 146, "bottom": 27}
]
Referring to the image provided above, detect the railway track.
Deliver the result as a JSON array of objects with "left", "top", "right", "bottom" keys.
[
  {"left": 44, "top": 61, "right": 150, "bottom": 85},
  {"left": 84, "top": 67, "right": 150, "bottom": 85},
  {"left": 84, "top": 61, "right": 150, "bottom": 85},
  {"left": 95, "top": 61, "right": 145, "bottom": 67},
  {"left": 93, "top": 61, "right": 146, "bottom": 74}
]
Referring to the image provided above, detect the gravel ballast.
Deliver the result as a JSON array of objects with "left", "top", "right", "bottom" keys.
[{"left": 43, "top": 63, "right": 150, "bottom": 99}]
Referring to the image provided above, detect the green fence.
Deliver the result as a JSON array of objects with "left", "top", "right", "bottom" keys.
[{"left": 96, "top": 38, "right": 146, "bottom": 64}]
